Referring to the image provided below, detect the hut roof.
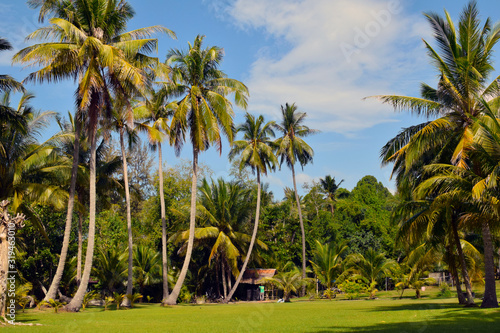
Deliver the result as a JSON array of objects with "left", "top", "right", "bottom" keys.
[{"left": 240, "top": 268, "right": 276, "bottom": 285}]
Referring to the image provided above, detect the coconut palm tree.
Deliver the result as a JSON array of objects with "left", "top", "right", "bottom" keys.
[
  {"left": 133, "top": 245, "right": 162, "bottom": 296},
  {"left": 92, "top": 245, "right": 127, "bottom": 295},
  {"left": 0, "top": 92, "right": 67, "bottom": 231},
  {"left": 274, "top": 103, "right": 318, "bottom": 294},
  {"left": 376, "top": 1, "right": 500, "bottom": 308},
  {"left": 392, "top": 197, "right": 476, "bottom": 305},
  {"left": 346, "top": 249, "right": 394, "bottom": 299},
  {"left": 134, "top": 88, "right": 177, "bottom": 304},
  {"left": 14, "top": 0, "right": 173, "bottom": 311},
  {"left": 108, "top": 99, "right": 140, "bottom": 306},
  {"left": 43, "top": 110, "right": 83, "bottom": 301},
  {"left": 309, "top": 240, "right": 348, "bottom": 299},
  {"left": 225, "top": 113, "right": 278, "bottom": 302},
  {"left": 164, "top": 35, "right": 249, "bottom": 304},
  {"left": 170, "top": 178, "right": 267, "bottom": 298},
  {"left": 262, "top": 264, "right": 311, "bottom": 302},
  {"left": 319, "top": 175, "right": 344, "bottom": 216}
]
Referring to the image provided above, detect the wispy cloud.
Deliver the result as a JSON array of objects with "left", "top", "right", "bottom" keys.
[
  {"left": 0, "top": 4, "right": 41, "bottom": 66},
  {"left": 218, "top": 0, "right": 430, "bottom": 134}
]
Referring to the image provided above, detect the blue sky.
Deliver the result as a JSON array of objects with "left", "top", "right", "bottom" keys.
[{"left": 1, "top": 0, "right": 499, "bottom": 199}]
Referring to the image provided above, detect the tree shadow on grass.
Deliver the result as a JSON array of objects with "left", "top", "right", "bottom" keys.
[{"left": 308, "top": 302, "right": 500, "bottom": 333}]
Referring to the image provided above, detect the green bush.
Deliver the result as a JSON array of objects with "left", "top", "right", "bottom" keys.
[
  {"left": 339, "top": 279, "right": 366, "bottom": 300},
  {"left": 437, "top": 282, "right": 452, "bottom": 298}
]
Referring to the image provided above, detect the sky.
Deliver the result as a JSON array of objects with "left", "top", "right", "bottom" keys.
[{"left": 1, "top": 0, "right": 500, "bottom": 199}]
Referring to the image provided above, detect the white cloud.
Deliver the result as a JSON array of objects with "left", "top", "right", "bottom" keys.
[
  {"left": 220, "top": 0, "right": 429, "bottom": 134},
  {"left": 295, "top": 172, "right": 314, "bottom": 186}
]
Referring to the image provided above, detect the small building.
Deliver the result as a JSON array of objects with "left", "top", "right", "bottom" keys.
[{"left": 240, "top": 268, "right": 276, "bottom": 301}]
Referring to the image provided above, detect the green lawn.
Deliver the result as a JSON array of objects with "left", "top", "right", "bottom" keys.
[{"left": 5, "top": 290, "right": 500, "bottom": 333}]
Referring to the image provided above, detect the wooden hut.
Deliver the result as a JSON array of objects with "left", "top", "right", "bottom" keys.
[{"left": 240, "top": 269, "right": 276, "bottom": 301}]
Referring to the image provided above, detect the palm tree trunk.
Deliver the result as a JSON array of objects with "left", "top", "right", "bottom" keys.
[
  {"left": 66, "top": 125, "right": 98, "bottom": 312},
  {"left": 446, "top": 245, "right": 466, "bottom": 304},
  {"left": 165, "top": 147, "right": 198, "bottom": 305},
  {"left": 158, "top": 142, "right": 169, "bottom": 305},
  {"left": 77, "top": 213, "right": 83, "bottom": 286},
  {"left": 451, "top": 217, "right": 475, "bottom": 306},
  {"left": 227, "top": 266, "right": 232, "bottom": 292},
  {"left": 291, "top": 164, "right": 307, "bottom": 296},
  {"left": 119, "top": 127, "right": 133, "bottom": 307},
  {"left": 222, "top": 260, "right": 227, "bottom": 299},
  {"left": 481, "top": 221, "right": 498, "bottom": 308},
  {"left": 44, "top": 119, "right": 81, "bottom": 301},
  {"left": 225, "top": 171, "right": 262, "bottom": 303}
]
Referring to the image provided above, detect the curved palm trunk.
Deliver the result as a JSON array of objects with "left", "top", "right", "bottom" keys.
[
  {"left": 291, "top": 164, "right": 307, "bottom": 296},
  {"left": 44, "top": 119, "right": 81, "bottom": 301},
  {"left": 158, "top": 143, "right": 170, "bottom": 305},
  {"left": 225, "top": 171, "right": 262, "bottom": 302},
  {"left": 451, "top": 217, "right": 475, "bottom": 306},
  {"left": 66, "top": 126, "right": 98, "bottom": 312},
  {"left": 481, "top": 221, "right": 498, "bottom": 308},
  {"left": 76, "top": 213, "right": 83, "bottom": 285},
  {"left": 165, "top": 147, "right": 198, "bottom": 305},
  {"left": 446, "top": 245, "right": 466, "bottom": 304},
  {"left": 119, "top": 127, "right": 133, "bottom": 307}
]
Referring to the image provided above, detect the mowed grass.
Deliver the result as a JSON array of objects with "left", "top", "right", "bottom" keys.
[{"left": 5, "top": 290, "right": 500, "bottom": 333}]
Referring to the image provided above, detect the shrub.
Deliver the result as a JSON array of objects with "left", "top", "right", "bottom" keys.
[
  {"left": 437, "top": 282, "right": 452, "bottom": 298},
  {"left": 339, "top": 279, "right": 366, "bottom": 300}
]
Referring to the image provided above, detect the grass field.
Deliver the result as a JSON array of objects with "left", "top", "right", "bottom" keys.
[{"left": 4, "top": 287, "right": 500, "bottom": 332}]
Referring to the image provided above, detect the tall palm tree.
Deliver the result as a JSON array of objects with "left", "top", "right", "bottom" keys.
[
  {"left": 319, "top": 175, "right": 344, "bottom": 216},
  {"left": 108, "top": 99, "right": 139, "bottom": 306},
  {"left": 43, "top": 109, "right": 83, "bottom": 301},
  {"left": 14, "top": 0, "right": 173, "bottom": 311},
  {"left": 165, "top": 35, "right": 249, "bottom": 304},
  {"left": 376, "top": 1, "right": 500, "bottom": 308},
  {"left": 135, "top": 88, "right": 177, "bottom": 304},
  {"left": 274, "top": 102, "right": 318, "bottom": 293},
  {"left": 309, "top": 240, "right": 348, "bottom": 299},
  {"left": 225, "top": 113, "right": 277, "bottom": 302}
]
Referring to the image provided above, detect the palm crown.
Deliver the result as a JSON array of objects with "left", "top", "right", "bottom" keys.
[{"left": 274, "top": 103, "right": 317, "bottom": 169}]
